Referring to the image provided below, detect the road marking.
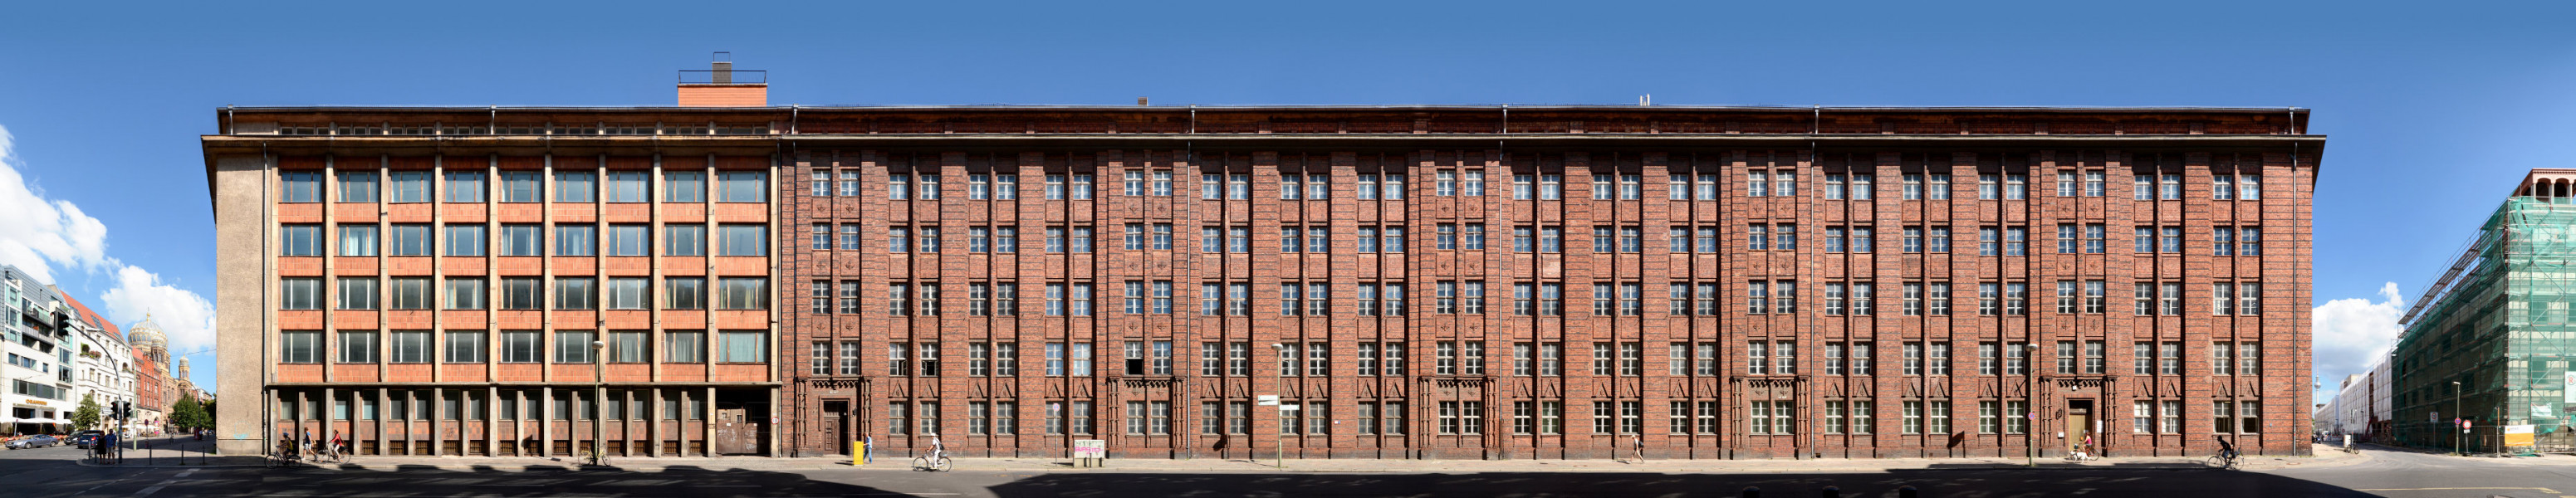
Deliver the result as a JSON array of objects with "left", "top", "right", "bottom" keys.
[
  {"left": 130, "top": 468, "right": 198, "bottom": 497},
  {"left": 2355, "top": 488, "right": 2559, "bottom": 493}
]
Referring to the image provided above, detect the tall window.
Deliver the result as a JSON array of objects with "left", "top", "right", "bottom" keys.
[
  {"left": 338, "top": 171, "right": 379, "bottom": 203},
  {"left": 717, "top": 171, "right": 766, "bottom": 202},
  {"left": 555, "top": 171, "right": 596, "bottom": 203}
]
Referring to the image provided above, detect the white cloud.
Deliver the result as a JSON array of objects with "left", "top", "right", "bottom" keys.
[
  {"left": 0, "top": 124, "right": 218, "bottom": 388},
  {"left": 2313, "top": 282, "right": 2405, "bottom": 401},
  {"left": 0, "top": 126, "right": 113, "bottom": 284},
  {"left": 100, "top": 265, "right": 216, "bottom": 358}
]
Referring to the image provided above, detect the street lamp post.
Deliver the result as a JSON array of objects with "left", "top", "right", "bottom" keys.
[
  {"left": 2026, "top": 343, "right": 2041, "bottom": 466},
  {"left": 2451, "top": 380, "right": 2462, "bottom": 456},
  {"left": 593, "top": 340, "right": 607, "bottom": 466},
  {"left": 1269, "top": 344, "right": 1288, "bottom": 468}
]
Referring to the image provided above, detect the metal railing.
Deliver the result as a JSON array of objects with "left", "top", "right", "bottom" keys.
[{"left": 679, "top": 70, "right": 766, "bottom": 85}]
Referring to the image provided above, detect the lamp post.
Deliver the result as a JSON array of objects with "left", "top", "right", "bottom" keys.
[
  {"left": 593, "top": 339, "right": 607, "bottom": 466},
  {"left": 2026, "top": 343, "right": 2040, "bottom": 466},
  {"left": 1270, "top": 343, "right": 1286, "bottom": 469},
  {"left": 2451, "top": 380, "right": 2461, "bottom": 456}
]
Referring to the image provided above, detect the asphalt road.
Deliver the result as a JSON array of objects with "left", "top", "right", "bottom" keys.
[
  {"left": 6, "top": 444, "right": 2564, "bottom": 497},
  {"left": 2275, "top": 447, "right": 2576, "bottom": 498}
]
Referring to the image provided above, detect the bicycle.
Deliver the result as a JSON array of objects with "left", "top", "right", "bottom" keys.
[
  {"left": 321, "top": 443, "right": 350, "bottom": 463},
  {"left": 267, "top": 444, "right": 301, "bottom": 468},
  {"left": 2206, "top": 447, "right": 2241, "bottom": 470},
  {"left": 911, "top": 452, "right": 953, "bottom": 472}
]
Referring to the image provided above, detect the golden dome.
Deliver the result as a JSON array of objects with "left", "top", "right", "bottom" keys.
[{"left": 128, "top": 313, "right": 167, "bottom": 352}]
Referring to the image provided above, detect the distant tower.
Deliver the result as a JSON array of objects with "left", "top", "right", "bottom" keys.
[{"left": 177, "top": 357, "right": 190, "bottom": 380}]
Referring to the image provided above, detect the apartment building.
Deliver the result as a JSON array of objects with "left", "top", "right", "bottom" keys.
[
  {"left": 3, "top": 266, "right": 81, "bottom": 435},
  {"left": 2391, "top": 169, "right": 2576, "bottom": 453},
  {"left": 209, "top": 66, "right": 2319, "bottom": 459},
  {"left": 62, "top": 297, "right": 138, "bottom": 432},
  {"left": 132, "top": 315, "right": 170, "bottom": 432}
]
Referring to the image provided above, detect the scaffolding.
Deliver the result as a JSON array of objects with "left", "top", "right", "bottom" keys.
[{"left": 2395, "top": 197, "right": 2576, "bottom": 454}]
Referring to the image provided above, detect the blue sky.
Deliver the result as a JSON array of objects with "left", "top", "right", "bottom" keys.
[{"left": 2, "top": 1, "right": 2569, "bottom": 400}]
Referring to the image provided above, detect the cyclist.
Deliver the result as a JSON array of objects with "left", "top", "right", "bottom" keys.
[
  {"left": 928, "top": 432, "right": 947, "bottom": 462},
  {"left": 276, "top": 430, "right": 300, "bottom": 463},
  {"left": 2212, "top": 436, "right": 2242, "bottom": 468},
  {"left": 328, "top": 430, "right": 347, "bottom": 461}
]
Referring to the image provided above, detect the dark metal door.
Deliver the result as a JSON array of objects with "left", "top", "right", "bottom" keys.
[{"left": 714, "top": 408, "right": 756, "bottom": 455}]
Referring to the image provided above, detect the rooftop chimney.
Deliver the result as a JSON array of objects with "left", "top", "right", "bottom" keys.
[
  {"left": 678, "top": 51, "right": 766, "bottom": 107},
  {"left": 712, "top": 51, "right": 734, "bottom": 84}
]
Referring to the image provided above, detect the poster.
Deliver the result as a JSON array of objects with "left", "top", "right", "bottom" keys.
[
  {"left": 2566, "top": 371, "right": 2576, "bottom": 403},
  {"left": 2539, "top": 403, "right": 2558, "bottom": 419},
  {"left": 2505, "top": 425, "right": 2536, "bottom": 447}
]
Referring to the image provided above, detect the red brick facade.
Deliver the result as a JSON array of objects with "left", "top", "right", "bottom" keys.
[
  {"left": 770, "top": 107, "right": 2319, "bottom": 460},
  {"left": 211, "top": 106, "right": 2317, "bottom": 461}
]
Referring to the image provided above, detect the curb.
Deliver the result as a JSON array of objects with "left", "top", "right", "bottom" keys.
[
  {"left": 75, "top": 460, "right": 260, "bottom": 469},
  {"left": 56, "top": 452, "right": 2372, "bottom": 474}
]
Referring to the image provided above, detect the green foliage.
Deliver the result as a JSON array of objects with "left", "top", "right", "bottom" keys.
[
  {"left": 170, "top": 396, "right": 212, "bottom": 430},
  {"left": 70, "top": 393, "right": 102, "bottom": 431}
]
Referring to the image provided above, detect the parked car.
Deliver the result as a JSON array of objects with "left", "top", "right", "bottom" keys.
[
  {"left": 6, "top": 435, "right": 61, "bottom": 449},
  {"left": 71, "top": 433, "right": 101, "bottom": 449}
]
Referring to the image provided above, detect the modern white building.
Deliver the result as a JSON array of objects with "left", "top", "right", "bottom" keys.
[
  {"left": 2314, "top": 359, "right": 2393, "bottom": 442},
  {"left": 2, "top": 266, "right": 78, "bottom": 435}
]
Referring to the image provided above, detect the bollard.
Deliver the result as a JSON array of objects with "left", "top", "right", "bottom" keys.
[
  {"left": 1898, "top": 486, "right": 1918, "bottom": 498},
  {"left": 1741, "top": 486, "right": 1761, "bottom": 498},
  {"left": 1819, "top": 486, "right": 1839, "bottom": 498}
]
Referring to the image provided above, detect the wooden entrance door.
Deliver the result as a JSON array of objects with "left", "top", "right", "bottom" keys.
[
  {"left": 2067, "top": 400, "right": 2094, "bottom": 455},
  {"left": 822, "top": 401, "right": 849, "bottom": 455}
]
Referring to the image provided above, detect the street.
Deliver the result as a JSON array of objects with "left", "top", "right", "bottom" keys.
[
  {"left": 2275, "top": 447, "right": 2576, "bottom": 498},
  {"left": 5, "top": 445, "right": 2569, "bottom": 497}
]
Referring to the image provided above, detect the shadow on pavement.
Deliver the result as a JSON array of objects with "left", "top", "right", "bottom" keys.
[
  {"left": 204, "top": 462, "right": 910, "bottom": 497},
  {"left": 92, "top": 437, "right": 221, "bottom": 466},
  {"left": 983, "top": 466, "right": 2380, "bottom": 498}
]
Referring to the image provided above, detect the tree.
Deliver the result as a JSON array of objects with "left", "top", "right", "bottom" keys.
[
  {"left": 70, "top": 393, "right": 102, "bottom": 431},
  {"left": 170, "top": 397, "right": 211, "bottom": 431}
]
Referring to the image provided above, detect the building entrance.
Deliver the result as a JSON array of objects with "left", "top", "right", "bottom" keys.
[
  {"left": 2067, "top": 399, "right": 2094, "bottom": 456},
  {"left": 822, "top": 401, "right": 850, "bottom": 455}
]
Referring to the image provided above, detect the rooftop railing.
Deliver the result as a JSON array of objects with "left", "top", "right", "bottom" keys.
[{"left": 679, "top": 70, "right": 766, "bottom": 85}]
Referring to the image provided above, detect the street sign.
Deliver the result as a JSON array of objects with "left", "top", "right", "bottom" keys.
[
  {"left": 1281, "top": 403, "right": 1300, "bottom": 412},
  {"left": 1256, "top": 395, "right": 1280, "bottom": 406}
]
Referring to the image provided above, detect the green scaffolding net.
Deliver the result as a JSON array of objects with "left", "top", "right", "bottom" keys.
[{"left": 2396, "top": 197, "right": 2576, "bottom": 453}]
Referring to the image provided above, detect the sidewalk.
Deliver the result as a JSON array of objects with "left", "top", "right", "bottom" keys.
[{"left": 125, "top": 443, "right": 2368, "bottom": 474}]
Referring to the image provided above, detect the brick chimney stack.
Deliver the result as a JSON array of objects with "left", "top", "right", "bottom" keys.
[{"left": 678, "top": 52, "right": 766, "bottom": 107}]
